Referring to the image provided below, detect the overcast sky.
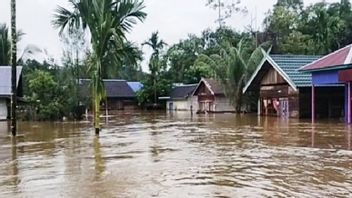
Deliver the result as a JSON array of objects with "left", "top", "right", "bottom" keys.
[{"left": 0, "top": 0, "right": 339, "bottom": 70}]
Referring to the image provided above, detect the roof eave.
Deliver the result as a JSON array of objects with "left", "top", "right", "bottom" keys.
[{"left": 300, "top": 64, "right": 352, "bottom": 73}]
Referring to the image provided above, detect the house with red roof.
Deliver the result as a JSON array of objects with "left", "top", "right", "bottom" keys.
[{"left": 300, "top": 44, "right": 352, "bottom": 123}]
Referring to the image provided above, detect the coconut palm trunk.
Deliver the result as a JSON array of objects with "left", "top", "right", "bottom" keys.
[
  {"left": 10, "top": 0, "right": 17, "bottom": 136},
  {"left": 53, "top": 0, "right": 146, "bottom": 135}
]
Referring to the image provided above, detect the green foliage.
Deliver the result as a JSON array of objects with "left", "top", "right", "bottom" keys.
[
  {"left": 263, "top": 0, "right": 352, "bottom": 55},
  {"left": 27, "top": 70, "right": 64, "bottom": 120},
  {"left": 0, "top": 24, "right": 10, "bottom": 65},
  {"left": 185, "top": 54, "right": 216, "bottom": 84},
  {"left": 142, "top": 32, "right": 167, "bottom": 105},
  {"left": 193, "top": 39, "right": 265, "bottom": 111},
  {"left": 137, "top": 73, "right": 172, "bottom": 107}
]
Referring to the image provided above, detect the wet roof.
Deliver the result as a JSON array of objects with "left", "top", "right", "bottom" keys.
[
  {"left": 127, "top": 82, "right": 143, "bottom": 93},
  {"left": 271, "top": 54, "right": 321, "bottom": 87},
  {"left": 170, "top": 84, "right": 197, "bottom": 100},
  {"left": 243, "top": 54, "right": 321, "bottom": 93},
  {"left": 300, "top": 44, "right": 352, "bottom": 72},
  {"left": 80, "top": 79, "right": 136, "bottom": 98}
]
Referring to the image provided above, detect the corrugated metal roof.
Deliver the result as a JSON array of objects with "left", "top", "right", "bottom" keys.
[
  {"left": 271, "top": 55, "right": 321, "bottom": 87},
  {"left": 202, "top": 78, "right": 225, "bottom": 95},
  {"left": 127, "top": 82, "right": 143, "bottom": 93},
  {"left": 170, "top": 84, "right": 197, "bottom": 99},
  {"left": 80, "top": 79, "right": 136, "bottom": 98},
  {"left": 0, "top": 66, "right": 23, "bottom": 96},
  {"left": 300, "top": 44, "right": 352, "bottom": 71}
]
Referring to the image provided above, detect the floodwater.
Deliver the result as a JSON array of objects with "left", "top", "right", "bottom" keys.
[{"left": 0, "top": 112, "right": 351, "bottom": 198}]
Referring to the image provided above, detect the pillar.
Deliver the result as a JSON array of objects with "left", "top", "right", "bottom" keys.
[
  {"left": 348, "top": 82, "right": 351, "bottom": 124},
  {"left": 257, "top": 98, "right": 261, "bottom": 116},
  {"left": 312, "top": 84, "right": 315, "bottom": 123}
]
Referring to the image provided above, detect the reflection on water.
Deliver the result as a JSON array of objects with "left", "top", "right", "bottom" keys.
[{"left": 0, "top": 112, "right": 351, "bottom": 197}]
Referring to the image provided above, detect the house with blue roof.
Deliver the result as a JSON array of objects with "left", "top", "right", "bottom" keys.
[{"left": 243, "top": 52, "right": 345, "bottom": 119}]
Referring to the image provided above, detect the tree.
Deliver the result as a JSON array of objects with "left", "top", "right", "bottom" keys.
[
  {"left": 27, "top": 70, "right": 64, "bottom": 120},
  {"left": 195, "top": 40, "right": 264, "bottom": 112},
  {"left": 53, "top": 0, "right": 146, "bottom": 134},
  {"left": 0, "top": 24, "right": 10, "bottom": 65},
  {"left": 0, "top": 23, "right": 41, "bottom": 65},
  {"left": 301, "top": 2, "right": 344, "bottom": 54},
  {"left": 142, "top": 32, "right": 167, "bottom": 105},
  {"left": 102, "top": 41, "right": 143, "bottom": 79},
  {"left": 263, "top": 0, "right": 302, "bottom": 53},
  {"left": 206, "top": 0, "right": 246, "bottom": 27},
  {"left": 166, "top": 34, "right": 205, "bottom": 83}
]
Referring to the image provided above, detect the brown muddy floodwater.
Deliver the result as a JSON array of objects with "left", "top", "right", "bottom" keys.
[{"left": 0, "top": 112, "right": 351, "bottom": 198}]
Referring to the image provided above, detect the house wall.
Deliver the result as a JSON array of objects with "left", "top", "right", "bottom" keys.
[
  {"left": 214, "top": 96, "right": 235, "bottom": 112},
  {"left": 167, "top": 96, "right": 198, "bottom": 112},
  {"left": 105, "top": 98, "right": 139, "bottom": 111},
  {"left": 312, "top": 70, "right": 340, "bottom": 85},
  {"left": 0, "top": 99, "right": 8, "bottom": 120},
  {"left": 258, "top": 67, "right": 300, "bottom": 118}
]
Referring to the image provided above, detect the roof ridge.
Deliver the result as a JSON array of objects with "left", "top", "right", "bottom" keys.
[
  {"left": 270, "top": 54, "right": 321, "bottom": 57},
  {"left": 175, "top": 84, "right": 198, "bottom": 87}
]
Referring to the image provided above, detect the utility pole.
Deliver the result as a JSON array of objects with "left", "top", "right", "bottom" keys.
[
  {"left": 218, "top": 0, "right": 222, "bottom": 28},
  {"left": 10, "top": 0, "right": 17, "bottom": 136}
]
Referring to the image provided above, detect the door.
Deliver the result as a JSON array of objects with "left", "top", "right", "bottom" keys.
[
  {"left": 279, "top": 98, "right": 289, "bottom": 118},
  {"left": 0, "top": 100, "right": 8, "bottom": 120},
  {"left": 169, "top": 102, "right": 174, "bottom": 111}
]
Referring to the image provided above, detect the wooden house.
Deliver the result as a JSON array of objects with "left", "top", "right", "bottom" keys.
[
  {"left": 243, "top": 53, "right": 344, "bottom": 118},
  {"left": 0, "top": 66, "right": 23, "bottom": 120},
  {"left": 300, "top": 44, "right": 352, "bottom": 123},
  {"left": 80, "top": 79, "right": 141, "bottom": 112},
  {"left": 164, "top": 84, "right": 198, "bottom": 111},
  {"left": 193, "top": 78, "right": 235, "bottom": 113}
]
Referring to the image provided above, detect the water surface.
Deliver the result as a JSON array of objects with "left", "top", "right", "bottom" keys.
[{"left": 0, "top": 112, "right": 351, "bottom": 197}]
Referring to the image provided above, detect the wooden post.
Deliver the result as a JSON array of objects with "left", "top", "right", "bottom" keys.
[
  {"left": 10, "top": 0, "right": 17, "bottom": 136},
  {"left": 311, "top": 84, "right": 315, "bottom": 123},
  {"left": 348, "top": 82, "right": 351, "bottom": 124},
  {"left": 105, "top": 99, "right": 108, "bottom": 117}
]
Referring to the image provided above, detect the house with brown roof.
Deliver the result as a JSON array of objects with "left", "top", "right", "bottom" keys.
[{"left": 192, "top": 78, "right": 235, "bottom": 113}]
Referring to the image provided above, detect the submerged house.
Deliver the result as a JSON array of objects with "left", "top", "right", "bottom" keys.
[
  {"left": 0, "top": 66, "right": 23, "bottom": 120},
  {"left": 80, "top": 79, "right": 141, "bottom": 111},
  {"left": 300, "top": 44, "right": 352, "bottom": 123},
  {"left": 193, "top": 78, "right": 235, "bottom": 113},
  {"left": 163, "top": 84, "right": 198, "bottom": 111},
  {"left": 243, "top": 53, "right": 344, "bottom": 118}
]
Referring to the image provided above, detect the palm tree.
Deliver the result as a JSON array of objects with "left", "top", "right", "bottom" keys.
[
  {"left": 0, "top": 24, "right": 11, "bottom": 65},
  {"left": 10, "top": 0, "right": 17, "bottom": 136},
  {"left": 0, "top": 23, "right": 40, "bottom": 65},
  {"left": 53, "top": 0, "right": 146, "bottom": 135},
  {"left": 195, "top": 40, "right": 264, "bottom": 112},
  {"left": 142, "top": 32, "right": 166, "bottom": 105}
]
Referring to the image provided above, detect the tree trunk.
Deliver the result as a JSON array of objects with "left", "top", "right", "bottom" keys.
[
  {"left": 93, "top": 79, "right": 101, "bottom": 135},
  {"left": 10, "top": 0, "right": 17, "bottom": 136}
]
